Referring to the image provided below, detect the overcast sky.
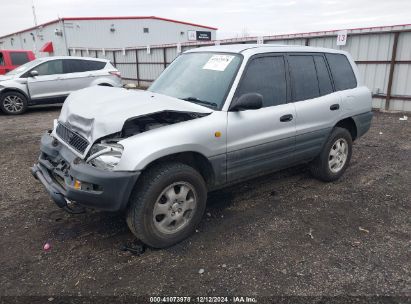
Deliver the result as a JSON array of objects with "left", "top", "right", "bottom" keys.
[{"left": 1, "top": 0, "right": 410, "bottom": 39}]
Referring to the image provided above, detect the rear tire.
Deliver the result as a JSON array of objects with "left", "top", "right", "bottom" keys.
[
  {"left": 0, "top": 91, "right": 28, "bottom": 115},
  {"left": 310, "top": 127, "right": 353, "bottom": 182},
  {"left": 126, "top": 162, "right": 207, "bottom": 248}
]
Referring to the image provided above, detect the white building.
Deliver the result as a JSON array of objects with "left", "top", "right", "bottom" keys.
[{"left": 0, "top": 16, "right": 217, "bottom": 56}]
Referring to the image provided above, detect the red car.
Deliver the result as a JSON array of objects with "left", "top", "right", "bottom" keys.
[{"left": 0, "top": 50, "right": 36, "bottom": 75}]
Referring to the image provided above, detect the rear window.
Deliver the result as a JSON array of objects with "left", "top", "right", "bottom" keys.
[
  {"left": 325, "top": 53, "right": 357, "bottom": 91},
  {"left": 10, "top": 52, "right": 30, "bottom": 65}
]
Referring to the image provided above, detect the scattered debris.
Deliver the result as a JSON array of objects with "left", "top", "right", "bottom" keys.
[
  {"left": 124, "top": 83, "right": 137, "bottom": 89},
  {"left": 306, "top": 228, "right": 314, "bottom": 239},
  {"left": 270, "top": 190, "right": 278, "bottom": 197},
  {"left": 120, "top": 239, "right": 146, "bottom": 255},
  {"left": 222, "top": 264, "right": 227, "bottom": 268},
  {"left": 379, "top": 132, "right": 383, "bottom": 135},
  {"left": 75, "top": 280, "right": 80, "bottom": 286},
  {"left": 195, "top": 229, "right": 200, "bottom": 233},
  {"left": 47, "top": 298, "right": 54, "bottom": 302},
  {"left": 359, "top": 227, "right": 369, "bottom": 233},
  {"left": 281, "top": 269, "right": 287, "bottom": 274},
  {"left": 198, "top": 268, "right": 205, "bottom": 274},
  {"left": 399, "top": 115, "right": 408, "bottom": 121},
  {"left": 43, "top": 242, "right": 51, "bottom": 252},
  {"left": 206, "top": 212, "right": 211, "bottom": 217}
]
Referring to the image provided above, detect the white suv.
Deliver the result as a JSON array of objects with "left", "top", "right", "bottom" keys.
[
  {"left": 0, "top": 56, "right": 122, "bottom": 115},
  {"left": 32, "top": 45, "right": 373, "bottom": 248}
]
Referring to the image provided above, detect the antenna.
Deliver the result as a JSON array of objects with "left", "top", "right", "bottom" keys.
[{"left": 32, "top": 0, "right": 38, "bottom": 26}]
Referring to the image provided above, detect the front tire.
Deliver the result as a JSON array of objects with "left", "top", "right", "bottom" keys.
[
  {"left": 126, "top": 162, "right": 207, "bottom": 248},
  {"left": 310, "top": 127, "right": 353, "bottom": 182},
  {"left": 0, "top": 91, "right": 28, "bottom": 115}
]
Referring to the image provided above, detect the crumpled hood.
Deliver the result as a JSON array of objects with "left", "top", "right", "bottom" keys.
[{"left": 57, "top": 86, "right": 212, "bottom": 144}]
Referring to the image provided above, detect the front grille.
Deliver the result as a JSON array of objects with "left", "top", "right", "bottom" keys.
[{"left": 56, "top": 123, "right": 89, "bottom": 154}]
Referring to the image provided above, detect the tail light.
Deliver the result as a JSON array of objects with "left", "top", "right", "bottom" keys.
[{"left": 109, "top": 71, "right": 121, "bottom": 78}]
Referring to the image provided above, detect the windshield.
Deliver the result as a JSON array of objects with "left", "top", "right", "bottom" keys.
[
  {"left": 149, "top": 52, "right": 242, "bottom": 109},
  {"left": 6, "top": 58, "right": 44, "bottom": 76}
]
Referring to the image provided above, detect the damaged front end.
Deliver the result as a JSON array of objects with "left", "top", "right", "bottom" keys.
[
  {"left": 31, "top": 131, "right": 140, "bottom": 211},
  {"left": 31, "top": 109, "right": 209, "bottom": 212},
  {"left": 83, "top": 110, "right": 209, "bottom": 170}
]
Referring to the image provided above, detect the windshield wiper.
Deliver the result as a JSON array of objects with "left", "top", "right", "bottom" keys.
[{"left": 181, "top": 97, "right": 218, "bottom": 109}]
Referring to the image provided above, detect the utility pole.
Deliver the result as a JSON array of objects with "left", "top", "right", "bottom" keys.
[
  {"left": 32, "top": 0, "right": 38, "bottom": 26},
  {"left": 31, "top": 0, "right": 38, "bottom": 55}
]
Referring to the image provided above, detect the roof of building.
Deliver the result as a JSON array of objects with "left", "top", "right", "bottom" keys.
[{"left": 0, "top": 16, "right": 218, "bottom": 39}]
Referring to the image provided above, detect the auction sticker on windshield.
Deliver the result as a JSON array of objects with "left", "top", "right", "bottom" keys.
[{"left": 203, "top": 55, "right": 235, "bottom": 71}]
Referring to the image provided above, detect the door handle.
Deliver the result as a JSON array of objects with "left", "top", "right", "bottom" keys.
[
  {"left": 330, "top": 104, "right": 340, "bottom": 111},
  {"left": 280, "top": 114, "right": 293, "bottom": 122}
]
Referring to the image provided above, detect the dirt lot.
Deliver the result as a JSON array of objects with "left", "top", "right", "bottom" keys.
[{"left": 0, "top": 107, "right": 410, "bottom": 298}]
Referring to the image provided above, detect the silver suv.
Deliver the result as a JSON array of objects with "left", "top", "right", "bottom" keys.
[
  {"left": 32, "top": 45, "right": 373, "bottom": 248},
  {"left": 0, "top": 56, "right": 122, "bottom": 115}
]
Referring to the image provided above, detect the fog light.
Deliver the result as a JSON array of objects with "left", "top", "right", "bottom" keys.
[{"left": 74, "top": 180, "right": 82, "bottom": 190}]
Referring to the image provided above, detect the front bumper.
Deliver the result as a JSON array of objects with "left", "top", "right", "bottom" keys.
[{"left": 31, "top": 132, "right": 140, "bottom": 211}]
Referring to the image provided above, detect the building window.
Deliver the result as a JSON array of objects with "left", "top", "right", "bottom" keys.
[
  {"left": 143, "top": 27, "right": 149, "bottom": 33},
  {"left": 180, "top": 31, "right": 185, "bottom": 36},
  {"left": 23, "top": 38, "right": 26, "bottom": 43}
]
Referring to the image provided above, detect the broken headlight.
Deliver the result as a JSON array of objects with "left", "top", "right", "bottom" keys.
[{"left": 87, "top": 143, "right": 123, "bottom": 170}]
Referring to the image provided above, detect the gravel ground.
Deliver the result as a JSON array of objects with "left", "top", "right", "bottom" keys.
[{"left": 0, "top": 107, "right": 410, "bottom": 298}]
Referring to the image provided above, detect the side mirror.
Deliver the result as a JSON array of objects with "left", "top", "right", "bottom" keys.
[
  {"left": 229, "top": 93, "right": 263, "bottom": 111},
  {"left": 29, "top": 70, "right": 39, "bottom": 77}
]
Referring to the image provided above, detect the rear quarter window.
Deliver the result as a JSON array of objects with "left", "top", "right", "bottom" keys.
[
  {"left": 10, "top": 52, "right": 30, "bottom": 66},
  {"left": 83, "top": 60, "right": 106, "bottom": 71},
  {"left": 325, "top": 53, "right": 357, "bottom": 91}
]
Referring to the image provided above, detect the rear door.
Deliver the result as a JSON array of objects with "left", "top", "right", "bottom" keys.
[
  {"left": 27, "top": 59, "right": 69, "bottom": 101},
  {"left": 226, "top": 54, "right": 296, "bottom": 182},
  {"left": 288, "top": 53, "right": 342, "bottom": 163}
]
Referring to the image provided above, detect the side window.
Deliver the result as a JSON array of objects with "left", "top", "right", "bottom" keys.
[
  {"left": 236, "top": 56, "right": 287, "bottom": 108},
  {"left": 0, "top": 53, "right": 4, "bottom": 66},
  {"left": 313, "top": 55, "right": 333, "bottom": 96},
  {"left": 64, "top": 60, "right": 106, "bottom": 73},
  {"left": 325, "top": 53, "right": 357, "bottom": 91},
  {"left": 35, "top": 60, "right": 64, "bottom": 76},
  {"left": 10, "top": 52, "right": 29, "bottom": 65},
  {"left": 63, "top": 59, "right": 86, "bottom": 73},
  {"left": 288, "top": 55, "right": 319, "bottom": 101},
  {"left": 84, "top": 60, "right": 106, "bottom": 71}
]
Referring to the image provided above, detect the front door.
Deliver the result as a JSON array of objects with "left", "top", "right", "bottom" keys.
[
  {"left": 27, "top": 59, "right": 70, "bottom": 102},
  {"left": 226, "top": 55, "right": 296, "bottom": 183}
]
